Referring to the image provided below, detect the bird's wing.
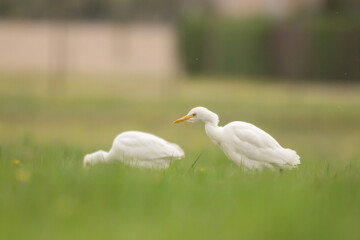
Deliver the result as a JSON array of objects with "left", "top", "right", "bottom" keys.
[
  {"left": 110, "top": 131, "right": 184, "bottom": 162},
  {"left": 223, "top": 122, "right": 298, "bottom": 167},
  {"left": 226, "top": 122, "right": 281, "bottom": 148}
]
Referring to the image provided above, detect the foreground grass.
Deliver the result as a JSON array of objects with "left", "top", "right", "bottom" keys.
[{"left": 0, "top": 73, "right": 360, "bottom": 239}]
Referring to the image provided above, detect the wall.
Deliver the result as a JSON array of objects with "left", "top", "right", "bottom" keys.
[{"left": 0, "top": 21, "right": 179, "bottom": 77}]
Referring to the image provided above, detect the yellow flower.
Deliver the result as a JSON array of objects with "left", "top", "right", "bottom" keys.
[{"left": 13, "top": 160, "right": 20, "bottom": 165}]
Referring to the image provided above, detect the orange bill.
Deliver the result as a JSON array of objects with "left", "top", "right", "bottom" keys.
[{"left": 173, "top": 115, "right": 193, "bottom": 124}]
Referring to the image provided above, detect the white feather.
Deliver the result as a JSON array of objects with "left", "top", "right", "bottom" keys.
[
  {"left": 174, "top": 107, "right": 300, "bottom": 171},
  {"left": 84, "top": 131, "right": 184, "bottom": 169}
]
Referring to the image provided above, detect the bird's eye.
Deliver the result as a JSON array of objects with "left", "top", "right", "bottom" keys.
[{"left": 192, "top": 113, "right": 196, "bottom": 117}]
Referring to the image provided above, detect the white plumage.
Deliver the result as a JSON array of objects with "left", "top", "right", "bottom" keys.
[
  {"left": 84, "top": 131, "right": 184, "bottom": 169},
  {"left": 173, "top": 107, "right": 300, "bottom": 171}
]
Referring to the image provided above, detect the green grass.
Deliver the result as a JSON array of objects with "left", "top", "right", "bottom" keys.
[{"left": 0, "top": 73, "right": 360, "bottom": 240}]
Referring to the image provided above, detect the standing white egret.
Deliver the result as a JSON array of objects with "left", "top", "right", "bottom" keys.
[
  {"left": 173, "top": 107, "right": 300, "bottom": 171},
  {"left": 84, "top": 131, "right": 184, "bottom": 169}
]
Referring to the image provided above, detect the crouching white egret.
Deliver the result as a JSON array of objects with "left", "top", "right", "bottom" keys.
[
  {"left": 173, "top": 107, "right": 300, "bottom": 171},
  {"left": 84, "top": 131, "right": 184, "bottom": 169}
]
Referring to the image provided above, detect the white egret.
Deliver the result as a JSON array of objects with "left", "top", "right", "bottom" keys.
[
  {"left": 173, "top": 107, "right": 300, "bottom": 171},
  {"left": 84, "top": 131, "right": 184, "bottom": 169}
]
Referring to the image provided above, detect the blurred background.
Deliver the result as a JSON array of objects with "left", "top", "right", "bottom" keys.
[
  {"left": 0, "top": 0, "right": 359, "bottom": 81},
  {"left": 0, "top": 0, "right": 359, "bottom": 153},
  {"left": 1, "top": 1, "right": 360, "bottom": 240}
]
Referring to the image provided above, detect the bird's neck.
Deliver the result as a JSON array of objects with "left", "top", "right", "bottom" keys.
[{"left": 205, "top": 122, "right": 223, "bottom": 147}]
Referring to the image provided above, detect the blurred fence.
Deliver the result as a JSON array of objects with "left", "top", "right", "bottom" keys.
[{"left": 0, "top": 21, "right": 179, "bottom": 77}]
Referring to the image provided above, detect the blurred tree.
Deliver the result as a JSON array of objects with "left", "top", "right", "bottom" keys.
[
  {"left": 0, "top": 0, "right": 184, "bottom": 21},
  {"left": 108, "top": 0, "right": 181, "bottom": 22},
  {"left": 324, "top": 0, "right": 360, "bottom": 16}
]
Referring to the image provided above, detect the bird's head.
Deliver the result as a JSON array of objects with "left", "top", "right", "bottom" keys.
[
  {"left": 83, "top": 150, "right": 108, "bottom": 167},
  {"left": 173, "top": 106, "right": 219, "bottom": 124}
]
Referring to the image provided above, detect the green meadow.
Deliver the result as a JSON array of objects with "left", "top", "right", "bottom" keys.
[{"left": 0, "top": 73, "right": 359, "bottom": 240}]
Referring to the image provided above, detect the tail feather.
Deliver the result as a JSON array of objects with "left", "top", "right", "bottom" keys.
[{"left": 169, "top": 143, "right": 185, "bottom": 159}]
